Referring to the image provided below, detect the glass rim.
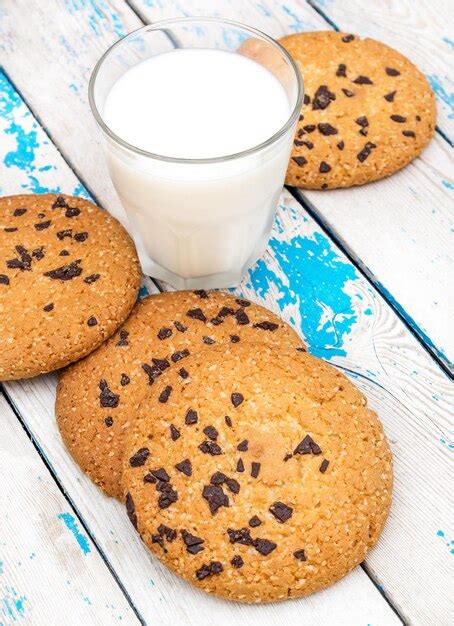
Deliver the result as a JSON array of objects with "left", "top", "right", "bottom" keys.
[{"left": 88, "top": 16, "right": 304, "bottom": 164}]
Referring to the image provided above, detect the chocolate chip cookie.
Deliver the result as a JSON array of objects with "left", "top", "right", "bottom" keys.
[
  {"left": 0, "top": 194, "right": 140, "bottom": 380},
  {"left": 56, "top": 290, "right": 303, "bottom": 499},
  {"left": 280, "top": 31, "right": 435, "bottom": 189},
  {"left": 122, "top": 344, "right": 392, "bottom": 602}
]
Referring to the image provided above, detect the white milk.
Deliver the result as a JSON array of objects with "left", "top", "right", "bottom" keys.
[{"left": 103, "top": 48, "right": 295, "bottom": 288}]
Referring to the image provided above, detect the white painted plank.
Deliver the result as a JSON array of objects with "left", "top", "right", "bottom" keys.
[
  {"left": 310, "top": 0, "right": 454, "bottom": 142},
  {"left": 0, "top": 393, "right": 139, "bottom": 626},
  {"left": 0, "top": 1, "right": 452, "bottom": 624},
  {"left": 0, "top": 68, "right": 401, "bottom": 625},
  {"left": 128, "top": 0, "right": 454, "bottom": 373}
]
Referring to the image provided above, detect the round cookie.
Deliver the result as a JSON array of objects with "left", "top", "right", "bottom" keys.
[
  {"left": 56, "top": 290, "right": 303, "bottom": 499},
  {"left": 0, "top": 194, "right": 140, "bottom": 380},
  {"left": 280, "top": 31, "right": 435, "bottom": 189},
  {"left": 122, "top": 344, "right": 392, "bottom": 603}
]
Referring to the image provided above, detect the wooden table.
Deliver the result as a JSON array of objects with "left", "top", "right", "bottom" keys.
[{"left": 0, "top": 1, "right": 453, "bottom": 624}]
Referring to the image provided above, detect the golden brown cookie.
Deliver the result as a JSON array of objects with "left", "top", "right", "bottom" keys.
[
  {"left": 280, "top": 31, "right": 435, "bottom": 189},
  {"left": 0, "top": 194, "right": 140, "bottom": 380},
  {"left": 56, "top": 290, "right": 303, "bottom": 499},
  {"left": 122, "top": 344, "right": 392, "bottom": 603}
]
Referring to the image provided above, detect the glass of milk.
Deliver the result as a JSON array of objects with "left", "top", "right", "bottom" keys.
[{"left": 89, "top": 18, "right": 303, "bottom": 289}]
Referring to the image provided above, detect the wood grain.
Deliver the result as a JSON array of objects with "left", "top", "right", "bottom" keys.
[
  {"left": 0, "top": 394, "right": 139, "bottom": 626},
  {"left": 310, "top": 0, "right": 454, "bottom": 142}
]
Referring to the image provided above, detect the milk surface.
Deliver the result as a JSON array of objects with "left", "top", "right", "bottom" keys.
[
  {"left": 101, "top": 48, "right": 296, "bottom": 287},
  {"left": 104, "top": 48, "right": 290, "bottom": 159}
]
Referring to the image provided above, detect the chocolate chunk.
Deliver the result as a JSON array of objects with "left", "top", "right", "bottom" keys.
[
  {"left": 120, "top": 373, "right": 130, "bottom": 386},
  {"left": 402, "top": 130, "right": 416, "bottom": 137},
  {"left": 171, "top": 349, "right": 190, "bottom": 363},
  {"left": 237, "top": 439, "right": 248, "bottom": 451},
  {"left": 157, "top": 327, "right": 172, "bottom": 340},
  {"left": 175, "top": 459, "right": 192, "bottom": 476},
  {"left": 296, "top": 139, "right": 314, "bottom": 149},
  {"left": 158, "top": 524, "right": 177, "bottom": 542},
  {"left": 129, "top": 447, "right": 150, "bottom": 467},
  {"left": 65, "top": 206, "right": 81, "bottom": 218},
  {"left": 254, "top": 538, "right": 277, "bottom": 556},
  {"left": 1, "top": 271, "right": 12, "bottom": 283},
  {"left": 336, "top": 63, "right": 347, "bottom": 77},
  {"left": 342, "top": 34, "right": 355, "bottom": 42},
  {"left": 185, "top": 409, "right": 198, "bottom": 425},
  {"left": 125, "top": 492, "right": 137, "bottom": 528},
  {"left": 224, "top": 415, "right": 232, "bottom": 428},
  {"left": 203, "top": 425, "right": 218, "bottom": 440},
  {"left": 294, "top": 434, "right": 322, "bottom": 455},
  {"left": 152, "top": 357, "right": 170, "bottom": 373},
  {"left": 356, "top": 116, "right": 369, "bottom": 128},
  {"left": 142, "top": 363, "right": 158, "bottom": 384},
  {"left": 385, "top": 67, "right": 400, "bottom": 76},
  {"left": 357, "top": 141, "right": 377, "bottom": 163},
  {"left": 52, "top": 196, "right": 68, "bottom": 209},
  {"left": 199, "top": 440, "right": 222, "bottom": 455},
  {"left": 210, "top": 471, "right": 227, "bottom": 485},
  {"left": 231, "top": 393, "right": 244, "bottom": 408},
  {"left": 225, "top": 478, "right": 240, "bottom": 494},
  {"left": 7, "top": 245, "right": 32, "bottom": 271},
  {"left": 312, "top": 85, "right": 336, "bottom": 110},
  {"left": 56, "top": 229, "right": 72, "bottom": 240},
  {"left": 194, "top": 289, "right": 208, "bottom": 298},
  {"left": 319, "top": 459, "right": 330, "bottom": 473},
  {"left": 231, "top": 555, "right": 244, "bottom": 569},
  {"left": 34, "top": 220, "right": 51, "bottom": 231},
  {"left": 186, "top": 307, "right": 206, "bottom": 322},
  {"left": 416, "top": 115, "right": 421, "bottom": 121},
  {"left": 203, "top": 485, "right": 229, "bottom": 514},
  {"left": 230, "top": 334, "right": 240, "bottom": 343},
  {"left": 84, "top": 273, "right": 100, "bottom": 284},
  {"left": 249, "top": 515, "right": 261, "bottom": 528},
  {"left": 4, "top": 227, "right": 17, "bottom": 232},
  {"left": 353, "top": 75, "right": 373, "bottom": 85},
  {"left": 170, "top": 424, "right": 180, "bottom": 441},
  {"left": 337, "top": 141, "right": 345, "bottom": 150},
  {"left": 384, "top": 90, "right": 396, "bottom": 102},
  {"left": 302, "top": 124, "right": 316, "bottom": 133},
  {"left": 150, "top": 468, "right": 169, "bottom": 482},
  {"left": 173, "top": 320, "right": 187, "bottom": 333},
  {"left": 283, "top": 453, "right": 292, "bottom": 462},
  {"left": 87, "top": 316, "right": 97, "bottom": 327},
  {"left": 143, "top": 472, "right": 156, "bottom": 484},
  {"left": 181, "top": 530, "right": 204, "bottom": 554},
  {"left": 179, "top": 367, "right": 189, "bottom": 379},
  {"left": 318, "top": 123, "right": 338, "bottom": 136},
  {"left": 42, "top": 303, "right": 54, "bottom": 312},
  {"left": 227, "top": 527, "right": 253, "bottom": 545},
  {"left": 44, "top": 259, "right": 82, "bottom": 281},
  {"left": 236, "top": 458, "right": 245, "bottom": 473},
  {"left": 13, "top": 208, "right": 27, "bottom": 217},
  {"left": 202, "top": 335, "right": 215, "bottom": 345},
  {"left": 32, "top": 247, "right": 45, "bottom": 260},
  {"left": 157, "top": 482, "right": 178, "bottom": 509},
  {"left": 195, "top": 561, "right": 223, "bottom": 580},
  {"left": 74, "top": 232, "right": 88, "bottom": 242},
  {"left": 269, "top": 501, "right": 293, "bottom": 523},
  {"left": 342, "top": 88, "right": 355, "bottom": 97},
  {"left": 151, "top": 534, "right": 165, "bottom": 550},
  {"left": 116, "top": 329, "right": 129, "bottom": 346},
  {"left": 99, "top": 379, "right": 119, "bottom": 408},
  {"left": 251, "top": 462, "right": 261, "bottom": 478},
  {"left": 319, "top": 161, "right": 331, "bottom": 173},
  {"left": 303, "top": 94, "right": 310, "bottom": 105},
  {"left": 294, "top": 549, "right": 307, "bottom": 561},
  {"left": 104, "top": 416, "right": 113, "bottom": 427},
  {"left": 235, "top": 308, "right": 249, "bottom": 325},
  {"left": 390, "top": 114, "right": 406, "bottom": 123},
  {"left": 292, "top": 156, "right": 307, "bottom": 166},
  {"left": 235, "top": 298, "right": 251, "bottom": 307},
  {"left": 158, "top": 385, "right": 172, "bottom": 403}
]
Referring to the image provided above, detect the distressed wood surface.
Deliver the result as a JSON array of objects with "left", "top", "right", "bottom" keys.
[
  {"left": 0, "top": 70, "right": 402, "bottom": 626},
  {"left": 0, "top": 394, "right": 139, "bottom": 626},
  {"left": 0, "top": 1, "right": 453, "bottom": 624},
  {"left": 310, "top": 0, "right": 454, "bottom": 142},
  {"left": 2, "top": 0, "right": 449, "bottom": 372}
]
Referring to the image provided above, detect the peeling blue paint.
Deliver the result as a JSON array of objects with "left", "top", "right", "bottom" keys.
[
  {"left": 427, "top": 75, "right": 454, "bottom": 119},
  {"left": 58, "top": 513, "right": 91, "bottom": 555},
  {"left": 1, "top": 586, "right": 26, "bottom": 622},
  {"left": 436, "top": 529, "right": 454, "bottom": 555},
  {"left": 442, "top": 180, "right": 454, "bottom": 190},
  {"left": 442, "top": 37, "right": 454, "bottom": 50}
]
